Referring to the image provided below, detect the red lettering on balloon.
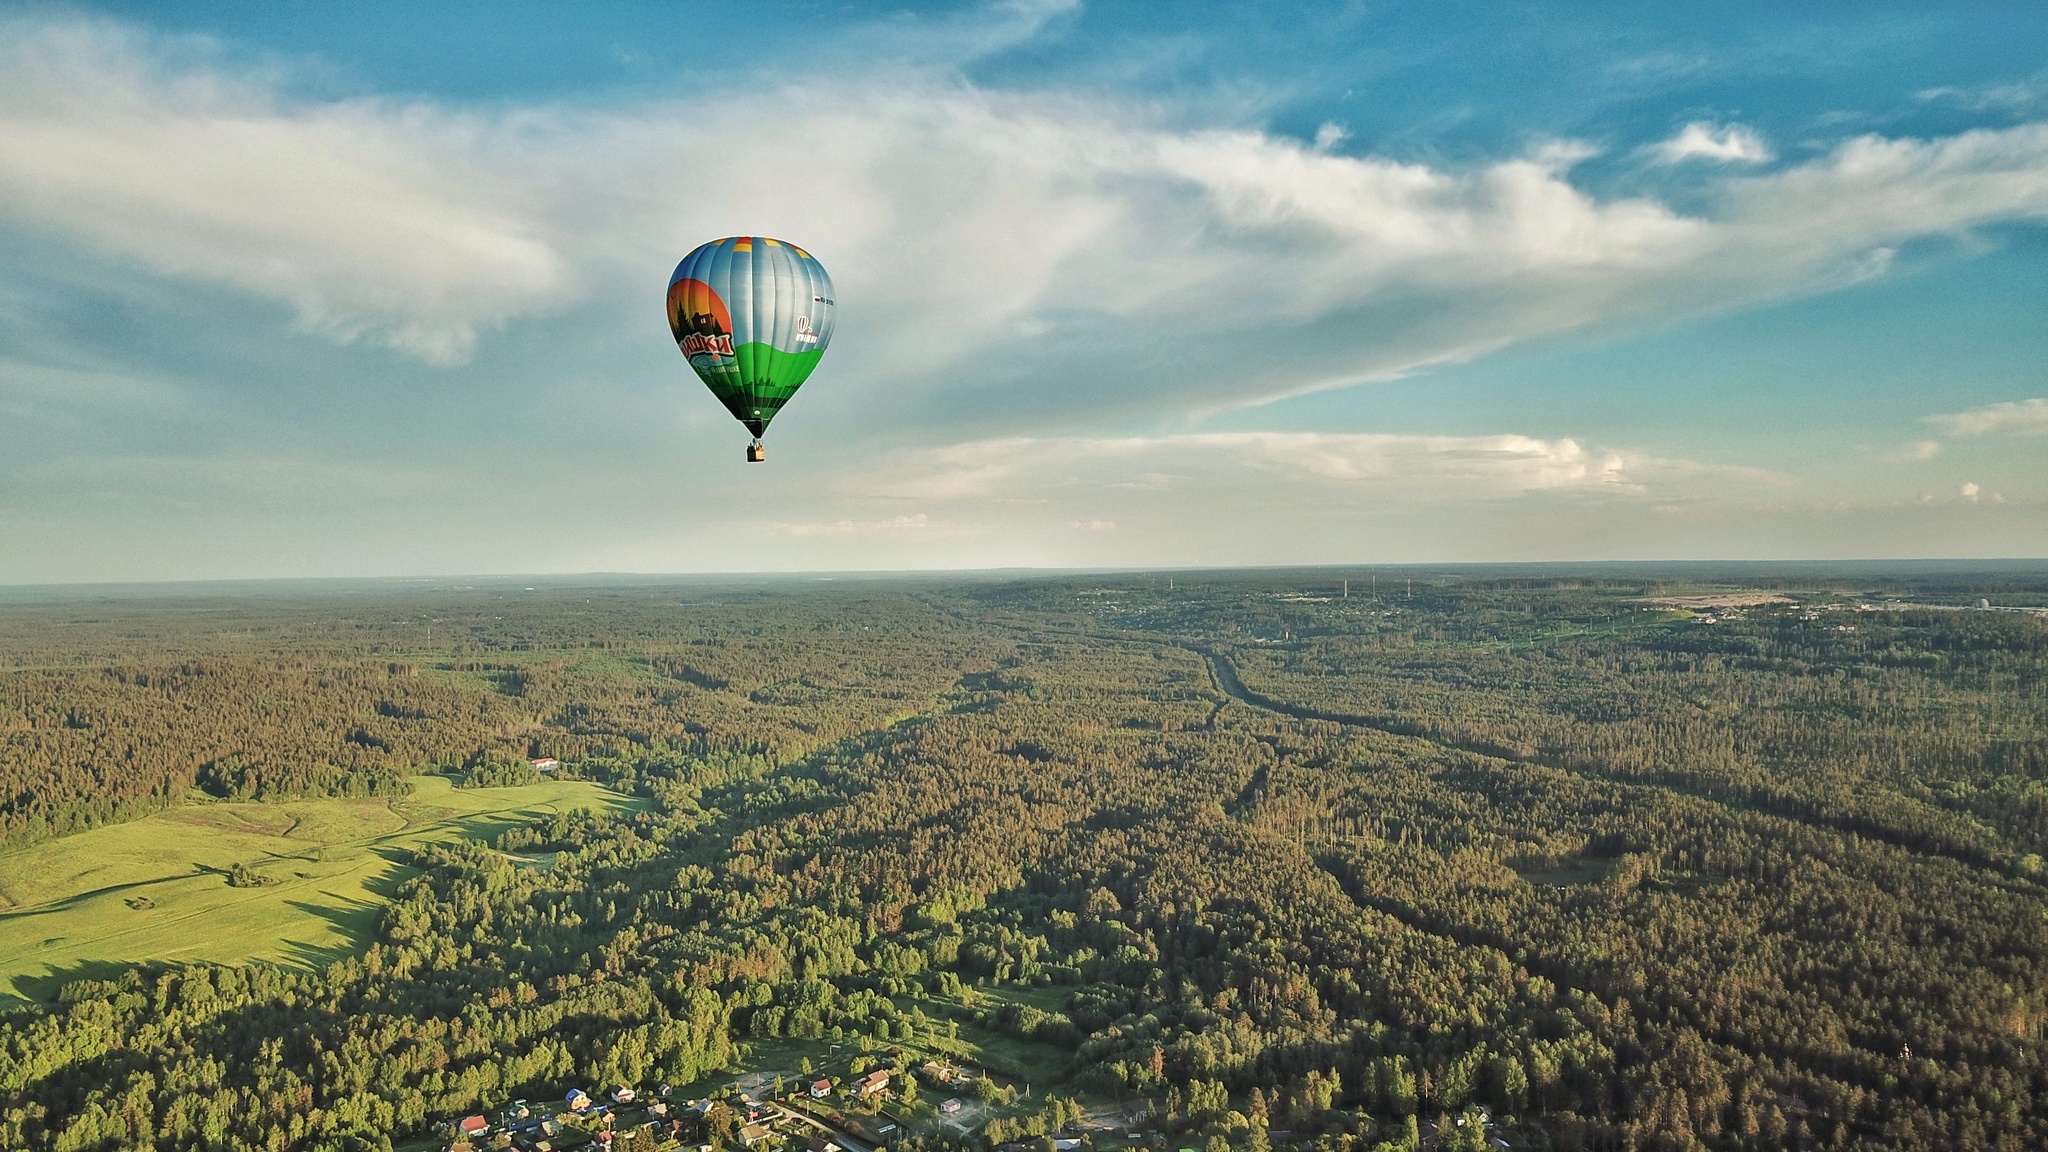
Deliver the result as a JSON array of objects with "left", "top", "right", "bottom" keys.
[{"left": 680, "top": 333, "right": 735, "bottom": 359}]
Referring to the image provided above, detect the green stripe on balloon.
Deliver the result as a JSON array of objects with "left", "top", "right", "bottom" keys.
[{"left": 702, "top": 343, "right": 825, "bottom": 435}]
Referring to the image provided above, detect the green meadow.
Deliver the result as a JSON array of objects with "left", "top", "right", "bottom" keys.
[{"left": 0, "top": 776, "right": 643, "bottom": 1004}]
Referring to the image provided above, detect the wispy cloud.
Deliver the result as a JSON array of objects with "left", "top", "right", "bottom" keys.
[
  {"left": 0, "top": 21, "right": 567, "bottom": 363},
  {"left": 1649, "top": 122, "right": 1774, "bottom": 165},
  {"left": 1925, "top": 397, "right": 2048, "bottom": 438},
  {"left": 1918, "top": 75, "right": 2048, "bottom": 116},
  {"left": 5, "top": 12, "right": 2048, "bottom": 582},
  {"left": 686, "top": 430, "right": 1808, "bottom": 572},
  {"left": 855, "top": 431, "right": 1784, "bottom": 504},
  {"left": 763, "top": 513, "right": 949, "bottom": 538},
  {"left": 4, "top": 16, "right": 2048, "bottom": 430}
]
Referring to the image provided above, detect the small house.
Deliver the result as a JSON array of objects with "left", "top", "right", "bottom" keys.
[
  {"left": 611, "top": 1086, "right": 637, "bottom": 1105},
  {"left": 855, "top": 1070, "right": 890, "bottom": 1098},
  {"left": 531, "top": 757, "right": 561, "bottom": 772},
  {"left": 566, "top": 1089, "right": 593, "bottom": 1113},
  {"left": 809, "top": 1079, "right": 833, "bottom": 1099},
  {"left": 739, "top": 1123, "right": 773, "bottom": 1147},
  {"left": 940, "top": 1099, "right": 964, "bottom": 1115},
  {"left": 460, "top": 1116, "right": 490, "bottom": 1138}
]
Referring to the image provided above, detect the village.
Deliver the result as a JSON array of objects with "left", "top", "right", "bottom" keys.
[
  {"left": 428, "top": 1045, "right": 1135, "bottom": 1152},
  {"left": 424, "top": 1037, "right": 1523, "bottom": 1152}
]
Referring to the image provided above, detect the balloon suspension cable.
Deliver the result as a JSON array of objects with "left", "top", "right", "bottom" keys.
[{"left": 746, "top": 439, "right": 766, "bottom": 463}]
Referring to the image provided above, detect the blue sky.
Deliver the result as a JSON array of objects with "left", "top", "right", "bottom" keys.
[{"left": 2, "top": 0, "right": 2046, "bottom": 581}]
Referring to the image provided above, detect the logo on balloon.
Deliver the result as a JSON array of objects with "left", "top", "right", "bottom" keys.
[
  {"left": 680, "top": 332, "right": 736, "bottom": 361},
  {"left": 794, "top": 316, "right": 819, "bottom": 345}
]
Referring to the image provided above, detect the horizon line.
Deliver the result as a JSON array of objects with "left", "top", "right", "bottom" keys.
[{"left": 4, "top": 556, "right": 2048, "bottom": 599}]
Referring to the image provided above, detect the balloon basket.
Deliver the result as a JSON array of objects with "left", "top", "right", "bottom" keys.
[{"left": 746, "top": 440, "right": 766, "bottom": 463}]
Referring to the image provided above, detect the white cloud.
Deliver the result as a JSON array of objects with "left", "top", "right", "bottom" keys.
[
  {"left": 1, "top": 16, "right": 2048, "bottom": 430},
  {"left": 840, "top": 0, "right": 1082, "bottom": 68},
  {"left": 1918, "top": 76, "right": 2048, "bottom": 116},
  {"left": 1721, "top": 131, "right": 2048, "bottom": 261},
  {"left": 636, "top": 429, "right": 1805, "bottom": 573},
  {"left": 854, "top": 431, "right": 1780, "bottom": 504},
  {"left": 6, "top": 12, "right": 2048, "bottom": 580},
  {"left": 1650, "top": 122, "right": 1774, "bottom": 165},
  {"left": 1961, "top": 481, "right": 1981, "bottom": 502},
  {"left": 0, "top": 21, "right": 566, "bottom": 362},
  {"left": 763, "top": 513, "right": 946, "bottom": 538},
  {"left": 1926, "top": 397, "right": 2048, "bottom": 438}
]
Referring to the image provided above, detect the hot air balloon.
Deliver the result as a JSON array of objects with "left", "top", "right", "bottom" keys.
[{"left": 667, "top": 236, "right": 836, "bottom": 462}]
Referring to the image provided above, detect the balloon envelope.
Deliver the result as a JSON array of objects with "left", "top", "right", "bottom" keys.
[{"left": 667, "top": 236, "right": 836, "bottom": 437}]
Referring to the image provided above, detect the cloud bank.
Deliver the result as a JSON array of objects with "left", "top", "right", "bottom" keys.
[
  {"left": 3, "top": 18, "right": 2048, "bottom": 430},
  {"left": 849, "top": 430, "right": 1784, "bottom": 507},
  {"left": 1928, "top": 397, "right": 2048, "bottom": 438},
  {"left": 0, "top": 23, "right": 567, "bottom": 363},
  {"left": 2, "top": 12, "right": 2047, "bottom": 580}
]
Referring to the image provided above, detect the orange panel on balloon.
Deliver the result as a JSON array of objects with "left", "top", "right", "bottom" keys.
[{"left": 667, "top": 278, "right": 732, "bottom": 340}]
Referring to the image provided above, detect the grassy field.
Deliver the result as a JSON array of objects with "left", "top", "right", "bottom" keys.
[{"left": 0, "top": 776, "right": 643, "bottom": 1004}]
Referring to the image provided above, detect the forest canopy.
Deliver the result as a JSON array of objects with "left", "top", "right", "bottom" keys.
[{"left": 1, "top": 567, "right": 2045, "bottom": 1152}]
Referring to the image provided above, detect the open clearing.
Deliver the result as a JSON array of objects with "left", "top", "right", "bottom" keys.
[
  {"left": 0, "top": 776, "right": 643, "bottom": 1003},
  {"left": 1633, "top": 592, "right": 1796, "bottom": 609}
]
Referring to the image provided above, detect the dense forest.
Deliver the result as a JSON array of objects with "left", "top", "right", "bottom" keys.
[{"left": 2, "top": 567, "right": 2047, "bottom": 1151}]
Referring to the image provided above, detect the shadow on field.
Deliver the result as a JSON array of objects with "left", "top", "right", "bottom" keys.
[
  {"left": 10, "top": 957, "right": 138, "bottom": 1005},
  {"left": 362, "top": 845, "right": 422, "bottom": 898},
  {"left": 285, "top": 892, "right": 385, "bottom": 941},
  {"left": 278, "top": 937, "right": 363, "bottom": 973},
  {"left": 0, "top": 871, "right": 199, "bottom": 921}
]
